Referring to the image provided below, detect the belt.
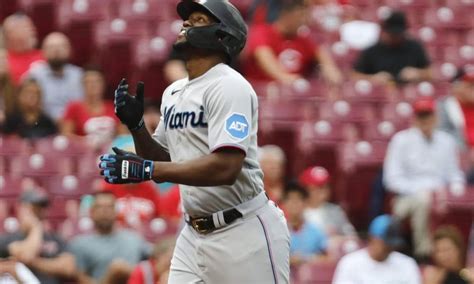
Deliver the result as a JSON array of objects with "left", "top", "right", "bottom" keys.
[{"left": 186, "top": 208, "right": 243, "bottom": 234}]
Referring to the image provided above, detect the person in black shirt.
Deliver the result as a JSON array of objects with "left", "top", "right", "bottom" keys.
[
  {"left": 0, "top": 188, "right": 76, "bottom": 284},
  {"left": 353, "top": 10, "right": 432, "bottom": 85},
  {"left": 2, "top": 78, "right": 57, "bottom": 139}
]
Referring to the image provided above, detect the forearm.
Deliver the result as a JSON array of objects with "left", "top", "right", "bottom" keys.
[
  {"left": 255, "top": 48, "right": 297, "bottom": 82},
  {"left": 30, "top": 254, "right": 76, "bottom": 278},
  {"left": 153, "top": 151, "right": 244, "bottom": 186},
  {"left": 417, "top": 67, "right": 432, "bottom": 81},
  {"left": 131, "top": 126, "right": 170, "bottom": 161},
  {"left": 8, "top": 225, "right": 43, "bottom": 259}
]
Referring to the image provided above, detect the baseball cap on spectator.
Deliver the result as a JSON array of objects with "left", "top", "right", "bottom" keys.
[
  {"left": 413, "top": 98, "right": 436, "bottom": 115},
  {"left": 20, "top": 187, "right": 50, "bottom": 207},
  {"left": 369, "top": 215, "right": 404, "bottom": 247},
  {"left": 382, "top": 11, "right": 407, "bottom": 35},
  {"left": 299, "top": 166, "right": 330, "bottom": 188},
  {"left": 452, "top": 65, "right": 474, "bottom": 83}
]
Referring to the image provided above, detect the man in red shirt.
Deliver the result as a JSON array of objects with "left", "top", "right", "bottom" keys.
[
  {"left": 438, "top": 66, "right": 474, "bottom": 184},
  {"left": 438, "top": 66, "right": 474, "bottom": 149},
  {"left": 100, "top": 181, "right": 161, "bottom": 228},
  {"left": 2, "top": 13, "right": 44, "bottom": 85},
  {"left": 243, "top": 0, "right": 341, "bottom": 85}
]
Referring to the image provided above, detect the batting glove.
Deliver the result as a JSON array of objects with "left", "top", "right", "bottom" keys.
[
  {"left": 99, "top": 147, "right": 154, "bottom": 184},
  {"left": 114, "top": 78, "right": 145, "bottom": 131}
]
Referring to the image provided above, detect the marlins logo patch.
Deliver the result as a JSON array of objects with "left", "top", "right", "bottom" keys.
[{"left": 225, "top": 113, "right": 249, "bottom": 140}]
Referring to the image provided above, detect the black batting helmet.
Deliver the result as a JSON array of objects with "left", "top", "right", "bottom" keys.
[{"left": 177, "top": 0, "right": 247, "bottom": 60}]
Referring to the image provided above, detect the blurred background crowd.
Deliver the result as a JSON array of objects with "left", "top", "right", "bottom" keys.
[{"left": 0, "top": 0, "right": 473, "bottom": 283}]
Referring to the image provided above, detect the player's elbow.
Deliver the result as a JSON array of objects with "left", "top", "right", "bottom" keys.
[{"left": 221, "top": 169, "right": 241, "bottom": 185}]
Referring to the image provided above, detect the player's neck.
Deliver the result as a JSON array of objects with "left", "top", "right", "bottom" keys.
[{"left": 185, "top": 56, "right": 224, "bottom": 80}]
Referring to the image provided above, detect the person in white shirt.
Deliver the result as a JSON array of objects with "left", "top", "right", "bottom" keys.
[
  {"left": 383, "top": 98, "right": 465, "bottom": 258},
  {"left": 0, "top": 260, "right": 40, "bottom": 284},
  {"left": 333, "top": 214, "right": 421, "bottom": 284},
  {"left": 28, "top": 32, "right": 84, "bottom": 121}
]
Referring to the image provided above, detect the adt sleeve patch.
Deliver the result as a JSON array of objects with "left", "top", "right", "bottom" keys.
[{"left": 225, "top": 113, "right": 249, "bottom": 141}]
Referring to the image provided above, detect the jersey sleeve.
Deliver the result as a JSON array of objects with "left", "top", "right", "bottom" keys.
[
  {"left": 246, "top": 24, "right": 274, "bottom": 54},
  {"left": 413, "top": 40, "right": 430, "bottom": 68},
  {"left": 152, "top": 116, "right": 169, "bottom": 152},
  {"left": 353, "top": 47, "right": 374, "bottom": 74},
  {"left": 203, "top": 77, "right": 255, "bottom": 154}
]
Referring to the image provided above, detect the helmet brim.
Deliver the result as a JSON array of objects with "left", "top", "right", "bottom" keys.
[{"left": 177, "top": 1, "right": 219, "bottom": 22}]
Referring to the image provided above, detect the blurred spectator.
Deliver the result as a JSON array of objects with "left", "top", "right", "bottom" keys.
[
  {"left": 353, "top": 10, "right": 432, "bottom": 85},
  {"left": 243, "top": 0, "right": 342, "bottom": 85},
  {"left": 248, "top": 0, "right": 284, "bottom": 25},
  {"left": 0, "top": 188, "right": 75, "bottom": 284},
  {"left": 258, "top": 145, "right": 286, "bottom": 204},
  {"left": 423, "top": 226, "right": 474, "bottom": 284},
  {"left": 333, "top": 215, "right": 421, "bottom": 284},
  {"left": 60, "top": 67, "right": 124, "bottom": 148},
  {"left": 128, "top": 237, "right": 175, "bottom": 284},
  {"left": 438, "top": 66, "right": 474, "bottom": 149},
  {"left": 2, "top": 79, "right": 57, "bottom": 138},
  {"left": 28, "top": 32, "right": 84, "bottom": 121},
  {"left": 70, "top": 191, "right": 150, "bottom": 284},
  {"left": 0, "top": 48, "right": 15, "bottom": 123},
  {"left": 299, "top": 166, "right": 356, "bottom": 238},
  {"left": 384, "top": 98, "right": 465, "bottom": 258},
  {"left": 283, "top": 182, "right": 329, "bottom": 267},
  {"left": 2, "top": 13, "right": 44, "bottom": 85},
  {"left": 0, "top": 260, "right": 40, "bottom": 284},
  {"left": 100, "top": 181, "right": 161, "bottom": 230},
  {"left": 163, "top": 49, "right": 187, "bottom": 84}
]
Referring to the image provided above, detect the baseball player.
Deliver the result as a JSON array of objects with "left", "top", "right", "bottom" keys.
[{"left": 98, "top": 0, "right": 290, "bottom": 283}]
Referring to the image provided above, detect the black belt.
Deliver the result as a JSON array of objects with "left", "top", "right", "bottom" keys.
[{"left": 186, "top": 208, "right": 243, "bottom": 234}]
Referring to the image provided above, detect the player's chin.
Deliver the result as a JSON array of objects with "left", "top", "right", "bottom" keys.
[{"left": 172, "top": 40, "right": 190, "bottom": 52}]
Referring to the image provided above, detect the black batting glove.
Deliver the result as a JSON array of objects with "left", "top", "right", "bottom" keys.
[
  {"left": 99, "top": 147, "right": 154, "bottom": 184},
  {"left": 114, "top": 78, "right": 145, "bottom": 131}
]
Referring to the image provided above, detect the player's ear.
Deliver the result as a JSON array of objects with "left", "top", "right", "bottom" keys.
[{"left": 136, "top": 82, "right": 145, "bottom": 103}]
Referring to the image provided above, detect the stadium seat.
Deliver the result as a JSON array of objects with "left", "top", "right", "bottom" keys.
[
  {"left": 0, "top": 175, "right": 22, "bottom": 200},
  {"left": 361, "top": 119, "right": 402, "bottom": 142},
  {"left": 430, "top": 187, "right": 474, "bottom": 245},
  {"left": 10, "top": 153, "right": 68, "bottom": 178},
  {"left": 76, "top": 153, "right": 102, "bottom": 178},
  {"left": 118, "top": 0, "right": 173, "bottom": 26},
  {"left": 292, "top": 120, "right": 351, "bottom": 179},
  {"left": 140, "top": 218, "right": 179, "bottom": 242},
  {"left": 295, "top": 261, "right": 338, "bottom": 284},
  {"left": 335, "top": 141, "right": 388, "bottom": 229},
  {"left": 45, "top": 175, "right": 101, "bottom": 197}
]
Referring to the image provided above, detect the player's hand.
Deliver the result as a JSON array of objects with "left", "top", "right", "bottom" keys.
[
  {"left": 99, "top": 147, "right": 154, "bottom": 184},
  {"left": 114, "top": 78, "right": 145, "bottom": 131}
]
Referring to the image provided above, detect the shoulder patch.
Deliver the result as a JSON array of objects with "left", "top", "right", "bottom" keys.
[{"left": 225, "top": 113, "right": 249, "bottom": 140}]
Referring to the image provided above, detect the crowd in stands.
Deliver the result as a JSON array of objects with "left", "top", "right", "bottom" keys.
[{"left": 0, "top": 0, "right": 473, "bottom": 283}]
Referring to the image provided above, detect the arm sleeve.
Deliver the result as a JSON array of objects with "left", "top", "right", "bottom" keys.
[
  {"left": 0, "top": 234, "right": 13, "bottom": 258},
  {"left": 334, "top": 206, "right": 357, "bottom": 236},
  {"left": 62, "top": 103, "right": 76, "bottom": 121},
  {"left": 332, "top": 257, "right": 356, "bottom": 284},
  {"left": 413, "top": 41, "right": 430, "bottom": 68},
  {"left": 152, "top": 117, "right": 169, "bottom": 152},
  {"left": 203, "top": 77, "right": 255, "bottom": 154},
  {"left": 383, "top": 134, "right": 418, "bottom": 195},
  {"left": 15, "top": 262, "right": 40, "bottom": 284},
  {"left": 246, "top": 25, "right": 273, "bottom": 54},
  {"left": 407, "top": 259, "right": 422, "bottom": 284},
  {"left": 127, "top": 265, "right": 144, "bottom": 284},
  {"left": 353, "top": 48, "right": 373, "bottom": 74},
  {"left": 445, "top": 137, "right": 465, "bottom": 185},
  {"left": 69, "top": 240, "right": 89, "bottom": 273}
]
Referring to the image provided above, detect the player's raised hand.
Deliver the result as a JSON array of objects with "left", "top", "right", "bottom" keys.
[
  {"left": 99, "top": 147, "right": 154, "bottom": 184},
  {"left": 114, "top": 78, "right": 145, "bottom": 131}
]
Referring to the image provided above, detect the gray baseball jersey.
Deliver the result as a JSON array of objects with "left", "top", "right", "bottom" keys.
[{"left": 152, "top": 63, "right": 264, "bottom": 216}]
